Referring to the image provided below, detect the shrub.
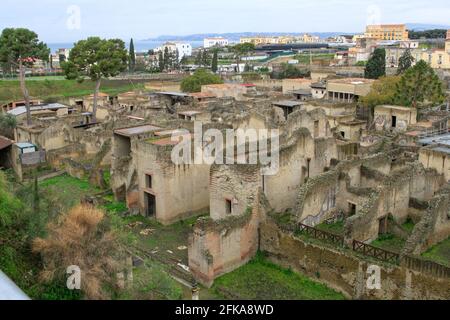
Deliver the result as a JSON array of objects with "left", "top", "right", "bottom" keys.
[{"left": 180, "top": 69, "right": 223, "bottom": 93}]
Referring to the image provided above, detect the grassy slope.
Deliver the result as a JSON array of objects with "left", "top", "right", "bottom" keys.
[
  {"left": 316, "top": 221, "right": 345, "bottom": 235},
  {"left": 0, "top": 79, "right": 143, "bottom": 104},
  {"left": 422, "top": 237, "right": 450, "bottom": 267},
  {"left": 213, "top": 253, "right": 345, "bottom": 300},
  {"left": 39, "top": 174, "right": 101, "bottom": 209},
  {"left": 371, "top": 234, "right": 406, "bottom": 253}
]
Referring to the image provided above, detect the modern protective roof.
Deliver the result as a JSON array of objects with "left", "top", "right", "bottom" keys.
[
  {"left": 7, "top": 103, "right": 69, "bottom": 116},
  {"left": 178, "top": 110, "right": 203, "bottom": 117},
  {"left": 156, "top": 92, "right": 190, "bottom": 97},
  {"left": 419, "top": 132, "right": 450, "bottom": 147},
  {"left": 15, "top": 142, "right": 36, "bottom": 149},
  {"left": 291, "top": 89, "right": 312, "bottom": 96},
  {"left": 114, "top": 125, "right": 163, "bottom": 137},
  {"left": 273, "top": 100, "right": 303, "bottom": 108}
]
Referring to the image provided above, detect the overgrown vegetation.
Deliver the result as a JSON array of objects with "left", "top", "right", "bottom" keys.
[
  {"left": 180, "top": 68, "right": 223, "bottom": 93},
  {"left": 361, "top": 60, "right": 445, "bottom": 110},
  {"left": 0, "top": 172, "right": 184, "bottom": 300},
  {"left": 33, "top": 204, "right": 122, "bottom": 300},
  {"left": 212, "top": 252, "right": 345, "bottom": 300},
  {"left": 421, "top": 237, "right": 450, "bottom": 267},
  {"left": 371, "top": 234, "right": 405, "bottom": 253},
  {"left": 316, "top": 220, "right": 345, "bottom": 235},
  {"left": 0, "top": 113, "right": 17, "bottom": 138},
  {"left": 271, "top": 63, "right": 310, "bottom": 79},
  {"left": 365, "top": 48, "right": 386, "bottom": 79}
]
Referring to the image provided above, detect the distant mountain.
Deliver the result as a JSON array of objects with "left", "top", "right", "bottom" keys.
[
  {"left": 406, "top": 23, "right": 450, "bottom": 31},
  {"left": 141, "top": 32, "right": 353, "bottom": 42}
]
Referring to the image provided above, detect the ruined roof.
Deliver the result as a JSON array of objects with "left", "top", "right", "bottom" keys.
[
  {"left": 114, "top": 124, "right": 163, "bottom": 137},
  {"left": 0, "top": 136, "right": 13, "bottom": 150}
]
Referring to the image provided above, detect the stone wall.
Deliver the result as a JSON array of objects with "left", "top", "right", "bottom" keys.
[
  {"left": 188, "top": 164, "right": 268, "bottom": 287},
  {"left": 260, "top": 221, "right": 450, "bottom": 300},
  {"left": 403, "top": 185, "right": 450, "bottom": 256},
  {"left": 134, "top": 140, "right": 210, "bottom": 225}
]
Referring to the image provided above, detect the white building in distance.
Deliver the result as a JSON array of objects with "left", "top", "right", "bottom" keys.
[
  {"left": 203, "top": 37, "right": 229, "bottom": 48},
  {"left": 155, "top": 42, "right": 192, "bottom": 61}
]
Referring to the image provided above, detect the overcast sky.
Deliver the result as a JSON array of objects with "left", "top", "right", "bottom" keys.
[{"left": 1, "top": 0, "right": 450, "bottom": 43}]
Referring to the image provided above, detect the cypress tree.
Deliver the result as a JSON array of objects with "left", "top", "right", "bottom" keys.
[
  {"left": 211, "top": 50, "right": 218, "bottom": 73},
  {"left": 129, "top": 38, "right": 136, "bottom": 72}
]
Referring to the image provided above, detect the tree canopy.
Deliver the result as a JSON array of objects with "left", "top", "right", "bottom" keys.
[
  {"left": 63, "top": 37, "right": 128, "bottom": 82},
  {"left": 365, "top": 48, "right": 386, "bottom": 79},
  {"left": 180, "top": 69, "right": 223, "bottom": 93},
  {"left": 62, "top": 37, "right": 128, "bottom": 121},
  {"left": 211, "top": 49, "right": 218, "bottom": 73},
  {"left": 360, "top": 75, "right": 401, "bottom": 109},
  {"left": 0, "top": 28, "right": 49, "bottom": 125},
  {"left": 232, "top": 43, "right": 256, "bottom": 56},
  {"left": 394, "top": 60, "right": 445, "bottom": 108},
  {"left": 0, "top": 28, "right": 49, "bottom": 67},
  {"left": 272, "top": 63, "right": 310, "bottom": 79},
  {"left": 409, "top": 29, "right": 447, "bottom": 40},
  {"left": 129, "top": 38, "right": 136, "bottom": 72}
]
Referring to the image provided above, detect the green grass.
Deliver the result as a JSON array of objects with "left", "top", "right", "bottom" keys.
[
  {"left": 316, "top": 221, "right": 345, "bottom": 235},
  {"left": 293, "top": 53, "right": 335, "bottom": 65},
  {"left": 212, "top": 252, "right": 345, "bottom": 300},
  {"left": 371, "top": 234, "right": 405, "bottom": 253},
  {"left": 422, "top": 237, "right": 450, "bottom": 267},
  {"left": 0, "top": 79, "right": 144, "bottom": 104},
  {"left": 38, "top": 174, "right": 101, "bottom": 209}
]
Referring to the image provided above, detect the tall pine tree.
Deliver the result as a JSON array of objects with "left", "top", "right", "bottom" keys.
[{"left": 129, "top": 38, "right": 136, "bottom": 72}]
